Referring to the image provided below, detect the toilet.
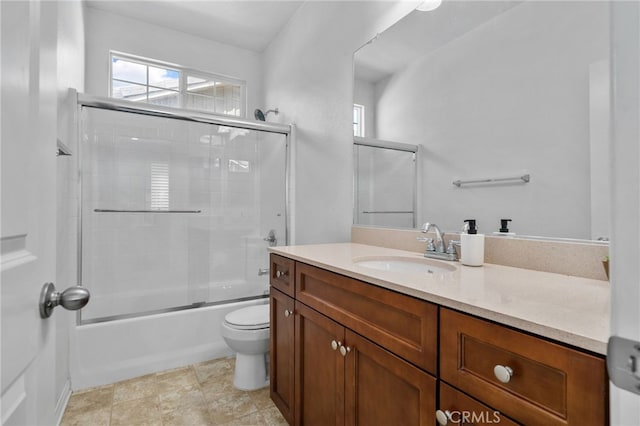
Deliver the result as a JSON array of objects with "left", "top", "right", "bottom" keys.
[{"left": 221, "top": 304, "right": 270, "bottom": 390}]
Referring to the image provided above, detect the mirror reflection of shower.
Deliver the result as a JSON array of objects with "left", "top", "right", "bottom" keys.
[{"left": 254, "top": 108, "right": 279, "bottom": 121}]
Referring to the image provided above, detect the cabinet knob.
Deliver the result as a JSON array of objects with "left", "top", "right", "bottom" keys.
[
  {"left": 331, "top": 340, "right": 342, "bottom": 351},
  {"left": 275, "top": 270, "right": 289, "bottom": 278},
  {"left": 284, "top": 309, "right": 292, "bottom": 318},
  {"left": 493, "top": 364, "right": 514, "bottom": 383},
  {"left": 435, "top": 410, "right": 452, "bottom": 425},
  {"left": 339, "top": 345, "right": 351, "bottom": 356}
]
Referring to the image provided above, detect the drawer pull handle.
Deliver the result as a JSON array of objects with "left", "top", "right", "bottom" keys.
[
  {"left": 331, "top": 340, "right": 342, "bottom": 351},
  {"left": 339, "top": 345, "right": 351, "bottom": 357},
  {"left": 284, "top": 309, "right": 292, "bottom": 318},
  {"left": 275, "top": 270, "right": 289, "bottom": 278},
  {"left": 435, "top": 410, "right": 452, "bottom": 425},
  {"left": 493, "top": 364, "right": 514, "bottom": 383}
]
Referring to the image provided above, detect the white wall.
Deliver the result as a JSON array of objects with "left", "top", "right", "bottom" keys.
[
  {"left": 374, "top": 1, "right": 608, "bottom": 238},
  {"left": 84, "top": 6, "right": 263, "bottom": 118},
  {"left": 262, "top": 1, "right": 419, "bottom": 244}
]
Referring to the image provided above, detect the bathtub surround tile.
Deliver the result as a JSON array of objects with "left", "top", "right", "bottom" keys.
[{"left": 61, "top": 357, "right": 282, "bottom": 425}]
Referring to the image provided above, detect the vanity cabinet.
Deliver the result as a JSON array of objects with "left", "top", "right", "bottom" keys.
[
  {"left": 437, "top": 382, "right": 519, "bottom": 426},
  {"left": 270, "top": 254, "right": 608, "bottom": 425},
  {"left": 440, "top": 308, "right": 607, "bottom": 425},
  {"left": 294, "top": 301, "right": 436, "bottom": 425},
  {"left": 270, "top": 287, "right": 295, "bottom": 424},
  {"left": 270, "top": 254, "right": 295, "bottom": 297},
  {"left": 270, "top": 256, "right": 438, "bottom": 425}
]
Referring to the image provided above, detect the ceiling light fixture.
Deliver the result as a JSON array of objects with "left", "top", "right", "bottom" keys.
[{"left": 416, "top": 0, "right": 442, "bottom": 12}]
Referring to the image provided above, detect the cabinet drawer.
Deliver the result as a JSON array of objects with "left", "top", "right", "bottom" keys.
[
  {"left": 438, "top": 382, "right": 519, "bottom": 426},
  {"left": 270, "top": 254, "right": 295, "bottom": 297},
  {"left": 440, "top": 309, "right": 607, "bottom": 425},
  {"left": 295, "top": 262, "right": 438, "bottom": 374}
]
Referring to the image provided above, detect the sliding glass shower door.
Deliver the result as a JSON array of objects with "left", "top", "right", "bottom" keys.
[{"left": 80, "top": 106, "right": 287, "bottom": 322}]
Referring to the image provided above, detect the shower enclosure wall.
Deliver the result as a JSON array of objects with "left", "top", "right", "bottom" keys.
[{"left": 71, "top": 94, "right": 290, "bottom": 388}]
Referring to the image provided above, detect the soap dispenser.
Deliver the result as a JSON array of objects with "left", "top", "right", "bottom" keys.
[
  {"left": 461, "top": 219, "right": 485, "bottom": 266},
  {"left": 493, "top": 218, "right": 515, "bottom": 237}
]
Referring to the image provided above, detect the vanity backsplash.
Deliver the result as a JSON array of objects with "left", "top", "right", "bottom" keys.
[{"left": 351, "top": 225, "right": 609, "bottom": 281}]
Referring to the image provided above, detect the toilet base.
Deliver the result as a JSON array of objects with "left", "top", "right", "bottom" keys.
[{"left": 233, "top": 352, "right": 269, "bottom": 391}]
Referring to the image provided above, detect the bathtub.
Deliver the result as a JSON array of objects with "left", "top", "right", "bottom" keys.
[{"left": 69, "top": 297, "right": 268, "bottom": 390}]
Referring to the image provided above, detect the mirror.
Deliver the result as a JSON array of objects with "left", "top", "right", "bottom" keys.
[
  {"left": 353, "top": 1, "right": 610, "bottom": 241},
  {"left": 354, "top": 137, "right": 419, "bottom": 229}
]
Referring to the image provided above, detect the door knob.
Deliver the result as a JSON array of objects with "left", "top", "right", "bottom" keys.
[{"left": 39, "top": 282, "right": 90, "bottom": 318}]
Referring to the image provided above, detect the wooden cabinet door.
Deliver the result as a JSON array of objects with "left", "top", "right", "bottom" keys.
[
  {"left": 270, "top": 288, "right": 295, "bottom": 424},
  {"left": 295, "top": 301, "right": 345, "bottom": 426},
  {"left": 344, "top": 330, "right": 436, "bottom": 426}
]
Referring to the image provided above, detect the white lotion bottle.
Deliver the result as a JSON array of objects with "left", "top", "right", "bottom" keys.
[{"left": 460, "top": 219, "right": 484, "bottom": 266}]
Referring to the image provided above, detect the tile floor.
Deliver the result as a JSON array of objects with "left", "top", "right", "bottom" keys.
[{"left": 60, "top": 357, "right": 288, "bottom": 426}]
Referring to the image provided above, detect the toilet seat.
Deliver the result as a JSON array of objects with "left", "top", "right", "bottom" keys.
[{"left": 224, "top": 304, "right": 269, "bottom": 330}]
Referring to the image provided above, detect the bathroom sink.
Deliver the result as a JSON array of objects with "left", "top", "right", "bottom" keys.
[{"left": 352, "top": 256, "right": 456, "bottom": 275}]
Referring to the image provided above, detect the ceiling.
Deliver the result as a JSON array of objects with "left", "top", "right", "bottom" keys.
[
  {"left": 355, "top": 1, "right": 523, "bottom": 83},
  {"left": 85, "top": 0, "right": 305, "bottom": 52}
]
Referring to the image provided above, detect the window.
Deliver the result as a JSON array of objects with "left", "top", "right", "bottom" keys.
[
  {"left": 353, "top": 104, "right": 365, "bottom": 137},
  {"left": 110, "top": 52, "right": 246, "bottom": 118},
  {"left": 150, "top": 162, "right": 169, "bottom": 211}
]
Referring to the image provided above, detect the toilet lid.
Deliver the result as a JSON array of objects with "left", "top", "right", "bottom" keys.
[{"left": 225, "top": 304, "right": 269, "bottom": 330}]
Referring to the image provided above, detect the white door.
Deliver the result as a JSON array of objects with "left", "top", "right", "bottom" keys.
[
  {"left": 609, "top": 1, "right": 640, "bottom": 424},
  {"left": 1, "top": 1, "right": 60, "bottom": 424}
]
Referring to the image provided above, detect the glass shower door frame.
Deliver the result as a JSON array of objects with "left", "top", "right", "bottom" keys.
[{"left": 75, "top": 93, "right": 292, "bottom": 324}]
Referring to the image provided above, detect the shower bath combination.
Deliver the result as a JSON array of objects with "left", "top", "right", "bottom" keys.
[
  {"left": 254, "top": 108, "right": 279, "bottom": 121},
  {"left": 71, "top": 94, "right": 291, "bottom": 388}
]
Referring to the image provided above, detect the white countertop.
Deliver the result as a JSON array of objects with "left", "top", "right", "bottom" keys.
[{"left": 270, "top": 243, "right": 610, "bottom": 355}]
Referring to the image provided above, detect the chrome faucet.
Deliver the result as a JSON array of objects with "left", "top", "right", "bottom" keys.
[
  {"left": 422, "top": 222, "right": 445, "bottom": 253},
  {"left": 417, "top": 222, "right": 458, "bottom": 261}
]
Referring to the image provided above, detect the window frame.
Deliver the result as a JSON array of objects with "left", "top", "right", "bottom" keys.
[{"left": 109, "top": 51, "right": 247, "bottom": 118}]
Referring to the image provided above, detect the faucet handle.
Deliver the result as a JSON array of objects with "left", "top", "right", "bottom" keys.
[
  {"left": 417, "top": 237, "right": 436, "bottom": 251},
  {"left": 446, "top": 240, "right": 460, "bottom": 255}
]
